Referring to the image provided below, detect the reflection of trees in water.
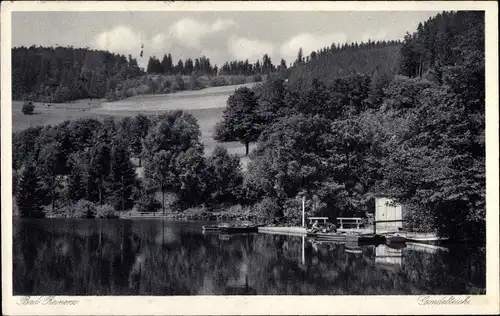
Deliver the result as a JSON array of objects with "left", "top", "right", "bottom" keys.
[
  {"left": 13, "top": 220, "right": 485, "bottom": 295},
  {"left": 402, "top": 245, "right": 485, "bottom": 294},
  {"left": 14, "top": 219, "right": 143, "bottom": 295}
]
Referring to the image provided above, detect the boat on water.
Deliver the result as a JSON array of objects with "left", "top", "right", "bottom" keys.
[
  {"left": 346, "top": 233, "right": 386, "bottom": 245},
  {"left": 202, "top": 221, "right": 259, "bottom": 233},
  {"left": 386, "top": 233, "right": 406, "bottom": 245},
  {"left": 403, "top": 231, "right": 449, "bottom": 243},
  {"left": 217, "top": 221, "right": 258, "bottom": 234}
]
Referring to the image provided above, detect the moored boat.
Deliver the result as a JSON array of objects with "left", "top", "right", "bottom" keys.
[
  {"left": 404, "top": 231, "right": 449, "bottom": 243},
  {"left": 346, "top": 233, "right": 386, "bottom": 245},
  {"left": 217, "top": 222, "right": 258, "bottom": 234},
  {"left": 386, "top": 234, "right": 406, "bottom": 245},
  {"left": 219, "top": 226, "right": 258, "bottom": 233}
]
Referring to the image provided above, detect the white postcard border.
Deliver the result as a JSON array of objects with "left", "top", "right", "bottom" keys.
[{"left": 1, "top": 1, "right": 498, "bottom": 315}]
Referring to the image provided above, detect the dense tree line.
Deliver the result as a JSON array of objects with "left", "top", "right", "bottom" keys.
[
  {"left": 286, "top": 40, "right": 402, "bottom": 90},
  {"left": 215, "top": 11, "right": 485, "bottom": 240},
  {"left": 12, "top": 46, "right": 143, "bottom": 102},
  {"left": 13, "top": 111, "right": 245, "bottom": 218},
  {"left": 12, "top": 46, "right": 274, "bottom": 103},
  {"left": 146, "top": 54, "right": 216, "bottom": 76},
  {"left": 398, "top": 11, "right": 483, "bottom": 79},
  {"left": 146, "top": 52, "right": 279, "bottom": 77}
]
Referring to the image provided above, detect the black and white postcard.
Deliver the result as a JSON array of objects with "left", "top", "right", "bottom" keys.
[{"left": 1, "top": 1, "right": 498, "bottom": 315}]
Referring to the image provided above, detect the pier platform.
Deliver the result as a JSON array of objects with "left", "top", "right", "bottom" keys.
[{"left": 257, "top": 226, "right": 307, "bottom": 236}]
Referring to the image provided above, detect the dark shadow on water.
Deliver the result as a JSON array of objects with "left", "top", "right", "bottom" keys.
[{"left": 13, "top": 219, "right": 485, "bottom": 296}]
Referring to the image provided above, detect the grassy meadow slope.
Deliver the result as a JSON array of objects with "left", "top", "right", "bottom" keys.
[{"left": 12, "top": 83, "right": 257, "bottom": 169}]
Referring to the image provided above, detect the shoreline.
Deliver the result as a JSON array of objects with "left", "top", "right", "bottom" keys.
[{"left": 12, "top": 217, "right": 481, "bottom": 244}]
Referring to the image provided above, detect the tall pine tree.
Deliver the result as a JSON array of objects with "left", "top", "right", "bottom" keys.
[
  {"left": 16, "top": 164, "right": 46, "bottom": 218},
  {"left": 109, "top": 136, "right": 137, "bottom": 211},
  {"left": 67, "top": 166, "right": 86, "bottom": 204}
]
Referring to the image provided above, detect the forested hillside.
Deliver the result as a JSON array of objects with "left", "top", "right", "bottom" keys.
[
  {"left": 215, "top": 10, "right": 485, "bottom": 241},
  {"left": 12, "top": 46, "right": 143, "bottom": 102},
  {"left": 399, "top": 11, "right": 483, "bottom": 80},
  {"left": 286, "top": 40, "right": 402, "bottom": 90},
  {"left": 12, "top": 46, "right": 278, "bottom": 103}
]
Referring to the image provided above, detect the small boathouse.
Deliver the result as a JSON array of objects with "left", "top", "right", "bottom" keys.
[{"left": 374, "top": 197, "right": 406, "bottom": 233}]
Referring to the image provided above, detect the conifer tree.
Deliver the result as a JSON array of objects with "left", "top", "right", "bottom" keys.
[
  {"left": 88, "top": 143, "right": 111, "bottom": 205},
  {"left": 109, "top": 136, "right": 137, "bottom": 211},
  {"left": 296, "top": 48, "right": 304, "bottom": 65},
  {"left": 161, "top": 54, "right": 170, "bottom": 75},
  {"left": 38, "top": 142, "right": 64, "bottom": 212},
  {"left": 16, "top": 164, "right": 46, "bottom": 218},
  {"left": 131, "top": 114, "right": 151, "bottom": 167},
  {"left": 67, "top": 166, "right": 86, "bottom": 204}
]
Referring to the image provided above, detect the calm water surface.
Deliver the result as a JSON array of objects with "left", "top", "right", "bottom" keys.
[{"left": 13, "top": 219, "right": 485, "bottom": 295}]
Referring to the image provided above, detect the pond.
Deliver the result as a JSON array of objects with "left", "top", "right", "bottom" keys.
[{"left": 13, "top": 219, "right": 486, "bottom": 295}]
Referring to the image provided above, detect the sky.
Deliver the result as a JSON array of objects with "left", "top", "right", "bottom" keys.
[{"left": 12, "top": 11, "right": 440, "bottom": 69}]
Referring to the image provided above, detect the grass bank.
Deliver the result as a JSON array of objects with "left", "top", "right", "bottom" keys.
[{"left": 12, "top": 83, "right": 258, "bottom": 167}]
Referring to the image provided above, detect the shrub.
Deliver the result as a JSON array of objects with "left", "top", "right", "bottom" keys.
[
  {"left": 210, "top": 76, "right": 229, "bottom": 87},
  {"left": 136, "top": 84, "right": 151, "bottom": 95},
  {"left": 252, "top": 74, "right": 262, "bottom": 82},
  {"left": 229, "top": 75, "right": 247, "bottom": 85},
  {"left": 96, "top": 204, "right": 119, "bottom": 219},
  {"left": 22, "top": 101, "right": 34, "bottom": 115},
  {"left": 184, "top": 205, "right": 208, "bottom": 219},
  {"left": 160, "top": 79, "right": 173, "bottom": 93},
  {"left": 135, "top": 194, "right": 162, "bottom": 213},
  {"left": 282, "top": 198, "right": 303, "bottom": 226},
  {"left": 252, "top": 197, "right": 281, "bottom": 224},
  {"left": 171, "top": 75, "right": 186, "bottom": 91},
  {"left": 68, "top": 200, "right": 96, "bottom": 218},
  {"left": 189, "top": 74, "right": 199, "bottom": 90},
  {"left": 106, "top": 90, "right": 117, "bottom": 101}
]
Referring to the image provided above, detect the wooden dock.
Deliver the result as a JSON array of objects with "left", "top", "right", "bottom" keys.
[{"left": 257, "top": 226, "right": 307, "bottom": 236}]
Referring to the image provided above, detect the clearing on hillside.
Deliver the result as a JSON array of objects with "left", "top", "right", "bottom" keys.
[{"left": 13, "top": 83, "right": 257, "bottom": 164}]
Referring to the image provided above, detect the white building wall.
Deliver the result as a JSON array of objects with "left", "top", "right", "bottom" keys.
[{"left": 375, "top": 197, "right": 404, "bottom": 233}]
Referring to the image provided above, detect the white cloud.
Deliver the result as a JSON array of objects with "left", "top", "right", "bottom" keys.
[
  {"left": 151, "top": 33, "right": 169, "bottom": 51},
  {"left": 169, "top": 18, "right": 236, "bottom": 48},
  {"left": 94, "top": 25, "right": 142, "bottom": 54},
  {"left": 211, "top": 19, "right": 237, "bottom": 32},
  {"left": 280, "top": 32, "right": 347, "bottom": 63},
  {"left": 168, "top": 18, "right": 206, "bottom": 48},
  {"left": 361, "top": 29, "right": 389, "bottom": 43},
  {"left": 228, "top": 36, "right": 275, "bottom": 62}
]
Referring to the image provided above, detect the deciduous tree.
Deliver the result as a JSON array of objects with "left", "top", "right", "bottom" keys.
[{"left": 214, "top": 87, "right": 261, "bottom": 156}]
